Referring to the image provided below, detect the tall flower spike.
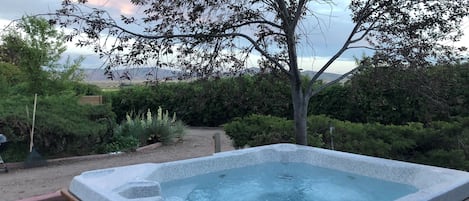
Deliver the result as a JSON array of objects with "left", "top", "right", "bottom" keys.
[
  {"left": 126, "top": 113, "right": 132, "bottom": 125},
  {"left": 147, "top": 108, "right": 152, "bottom": 125},
  {"left": 164, "top": 110, "right": 169, "bottom": 122},
  {"left": 157, "top": 106, "right": 162, "bottom": 121}
]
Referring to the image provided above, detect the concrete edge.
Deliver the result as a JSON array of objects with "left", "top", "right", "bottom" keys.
[
  {"left": 16, "top": 190, "right": 64, "bottom": 201},
  {"left": 5, "top": 143, "right": 163, "bottom": 171}
]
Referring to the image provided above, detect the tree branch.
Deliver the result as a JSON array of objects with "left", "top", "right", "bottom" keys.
[
  {"left": 304, "top": 3, "right": 377, "bottom": 97},
  {"left": 233, "top": 33, "right": 290, "bottom": 75},
  {"left": 46, "top": 10, "right": 293, "bottom": 75},
  {"left": 350, "top": 19, "right": 378, "bottom": 43},
  {"left": 226, "top": 20, "right": 282, "bottom": 30},
  {"left": 293, "top": 0, "right": 307, "bottom": 28},
  {"left": 309, "top": 66, "right": 360, "bottom": 98},
  {"left": 275, "top": 0, "right": 291, "bottom": 29}
]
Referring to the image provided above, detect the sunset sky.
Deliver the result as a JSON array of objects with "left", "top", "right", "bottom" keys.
[{"left": 0, "top": 0, "right": 467, "bottom": 74}]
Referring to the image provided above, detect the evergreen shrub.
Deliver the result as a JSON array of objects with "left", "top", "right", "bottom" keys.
[
  {"left": 224, "top": 114, "right": 469, "bottom": 171},
  {"left": 106, "top": 74, "right": 292, "bottom": 126}
]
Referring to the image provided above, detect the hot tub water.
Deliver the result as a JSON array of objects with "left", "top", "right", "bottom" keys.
[{"left": 162, "top": 162, "right": 417, "bottom": 201}]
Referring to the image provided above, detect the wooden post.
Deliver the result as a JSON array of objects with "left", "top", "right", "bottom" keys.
[{"left": 213, "top": 133, "right": 221, "bottom": 153}]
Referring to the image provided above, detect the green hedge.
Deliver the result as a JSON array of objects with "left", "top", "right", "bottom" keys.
[
  {"left": 224, "top": 114, "right": 469, "bottom": 171},
  {"left": 0, "top": 95, "right": 115, "bottom": 162},
  {"left": 224, "top": 114, "right": 324, "bottom": 148},
  {"left": 106, "top": 74, "right": 292, "bottom": 126},
  {"left": 223, "top": 114, "right": 293, "bottom": 148},
  {"left": 106, "top": 71, "right": 468, "bottom": 128}
]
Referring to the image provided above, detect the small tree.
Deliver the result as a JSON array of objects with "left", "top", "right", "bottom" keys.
[
  {"left": 1, "top": 16, "right": 89, "bottom": 95},
  {"left": 50, "top": 0, "right": 468, "bottom": 145},
  {"left": 1, "top": 16, "right": 67, "bottom": 94}
]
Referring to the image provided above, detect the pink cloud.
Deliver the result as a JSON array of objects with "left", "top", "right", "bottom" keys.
[{"left": 86, "top": 0, "right": 136, "bottom": 15}]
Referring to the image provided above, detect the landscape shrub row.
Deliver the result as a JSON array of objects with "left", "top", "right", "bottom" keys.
[
  {"left": 0, "top": 96, "right": 188, "bottom": 162},
  {"left": 106, "top": 74, "right": 293, "bottom": 126},
  {"left": 223, "top": 114, "right": 324, "bottom": 148},
  {"left": 0, "top": 95, "right": 116, "bottom": 162},
  {"left": 106, "top": 63, "right": 469, "bottom": 127},
  {"left": 224, "top": 114, "right": 469, "bottom": 171}
]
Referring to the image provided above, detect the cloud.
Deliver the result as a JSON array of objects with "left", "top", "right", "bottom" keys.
[
  {"left": 0, "top": 0, "right": 60, "bottom": 20},
  {"left": 86, "top": 0, "right": 137, "bottom": 15},
  {"left": 0, "top": 19, "right": 12, "bottom": 28},
  {"left": 299, "top": 57, "right": 357, "bottom": 74},
  {"left": 245, "top": 53, "right": 357, "bottom": 74}
]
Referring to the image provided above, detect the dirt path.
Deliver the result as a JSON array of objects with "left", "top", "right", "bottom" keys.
[{"left": 0, "top": 128, "right": 234, "bottom": 201}]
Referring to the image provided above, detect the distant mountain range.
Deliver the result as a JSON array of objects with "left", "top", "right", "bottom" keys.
[{"left": 82, "top": 67, "right": 343, "bottom": 83}]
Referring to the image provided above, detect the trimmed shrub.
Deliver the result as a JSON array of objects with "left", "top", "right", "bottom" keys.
[
  {"left": 224, "top": 114, "right": 324, "bottom": 148},
  {"left": 106, "top": 74, "right": 292, "bottom": 127},
  {"left": 224, "top": 114, "right": 469, "bottom": 171}
]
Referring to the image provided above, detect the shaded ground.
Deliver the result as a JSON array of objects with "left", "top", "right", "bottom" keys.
[{"left": 0, "top": 128, "right": 234, "bottom": 201}]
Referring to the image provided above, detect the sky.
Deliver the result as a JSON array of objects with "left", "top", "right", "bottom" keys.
[{"left": 0, "top": 0, "right": 468, "bottom": 74}]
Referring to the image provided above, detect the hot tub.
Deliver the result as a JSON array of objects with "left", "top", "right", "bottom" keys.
[{"left": 69, "top": 144, "right": 469, "bottom": 201}]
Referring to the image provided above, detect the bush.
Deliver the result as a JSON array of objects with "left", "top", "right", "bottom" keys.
[
  {"left": 224, "top": 114, "right": 469, "bottom": 171},
  {"left": 315, "top": 116, "right": 469, "bottom": 170},
  {"left": 97, "top": 132, "right": 140, "bottom": 153},
  {"left": 106, "top": 74, "right": 292, "bottom": 127},
  {"left": 110, "top": 107, "right": 186, "bottom": 152},
  {"left": 224, "top": 114, "right": 323, "bottom": 148},
  {"left": 0, "top": 62, "right": 21, "bottom": 82},
  {"left": 70, "top": 82, "right": 102, "bottom": 95},
  {"left": 144, "top": 108, "right": 186, "bottom": 144},
  {"left": 0, "top": 95, "right": 115, "bottom": 161}
]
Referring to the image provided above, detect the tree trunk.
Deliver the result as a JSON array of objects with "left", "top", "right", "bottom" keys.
[{"left": 291, "top": 84, "right": 309, "bottom": 145}]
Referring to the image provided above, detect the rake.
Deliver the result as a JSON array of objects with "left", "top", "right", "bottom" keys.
[{"left": 24, "top": 94, "right": 47, "bottom": 168}]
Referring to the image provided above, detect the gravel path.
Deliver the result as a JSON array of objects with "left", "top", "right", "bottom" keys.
[{"left": 0, "top": 128, "right": 234, "bottom": 201}]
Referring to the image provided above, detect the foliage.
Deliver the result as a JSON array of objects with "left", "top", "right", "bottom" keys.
[
  {"left": 345, "top": 61, "right": 469, "bottom": 124},
  {"left": 224, "top": 114, "right": 469, "bottom": 171},
  {"left": 107, "top": 74, "right": 292, "bottom": 126},
  {"left": 0, "top": 16, "right": 113, "bottom": 161},
  {"left": 308, "top": 84, "right": 357, "bottom": 121},
  {"left": 0, "top": 16, "right": 66, "bottom": 95},
  {"left": 111, "top": 107, "right": 186, "bottom": 152},
  {"left": 0, "top": 16, "right": 90, "bottom": 97},
  {"left": 316, "top": 116, "right": 469, "bottom": 171},
  {"left": 107, "top": 62, "right": 468, "bottom": 127},
  {"left": 71, "top": 82, "right": 102, "bottom": 96},
  {"left": 0, "top": 62, "right": 22, "bottom": 96},
  {"left": 98, "top": 131, "right": 139, "bottom": 153},
  {"left": 224, "top": 114, "right": 323, "bottom": 148},
  {"left": 0, "top": 95, "right": 115, "bottom": 162},
  {"left": 52, "top": 0, "right": 469, "bottom": 145},
  {"left": 49, "top": 56, "right": 86, "bottom": 82},
  {"left": 0, "top": 62, "right": 22, "bottom": 85},
  {"left": 349, "top": 1, "right": 468, "bottom": 66}
]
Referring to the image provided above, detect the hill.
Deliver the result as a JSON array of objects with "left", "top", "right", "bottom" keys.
[{"left": 82, "top": 67, "right": 343, "bottom": 84}]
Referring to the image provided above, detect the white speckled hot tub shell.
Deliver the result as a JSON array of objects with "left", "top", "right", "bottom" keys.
[{"left": 69, "top": 144, "right": 469, "bottom": 201}]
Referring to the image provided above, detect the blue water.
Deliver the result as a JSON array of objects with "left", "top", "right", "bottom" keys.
[{"left": 161, "top": 162, "right": 418, "bottom": 201}]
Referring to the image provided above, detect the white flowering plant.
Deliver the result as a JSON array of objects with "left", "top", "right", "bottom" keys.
[{"left": 112, "top": 107, "right": 186, "bottom": 151}]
